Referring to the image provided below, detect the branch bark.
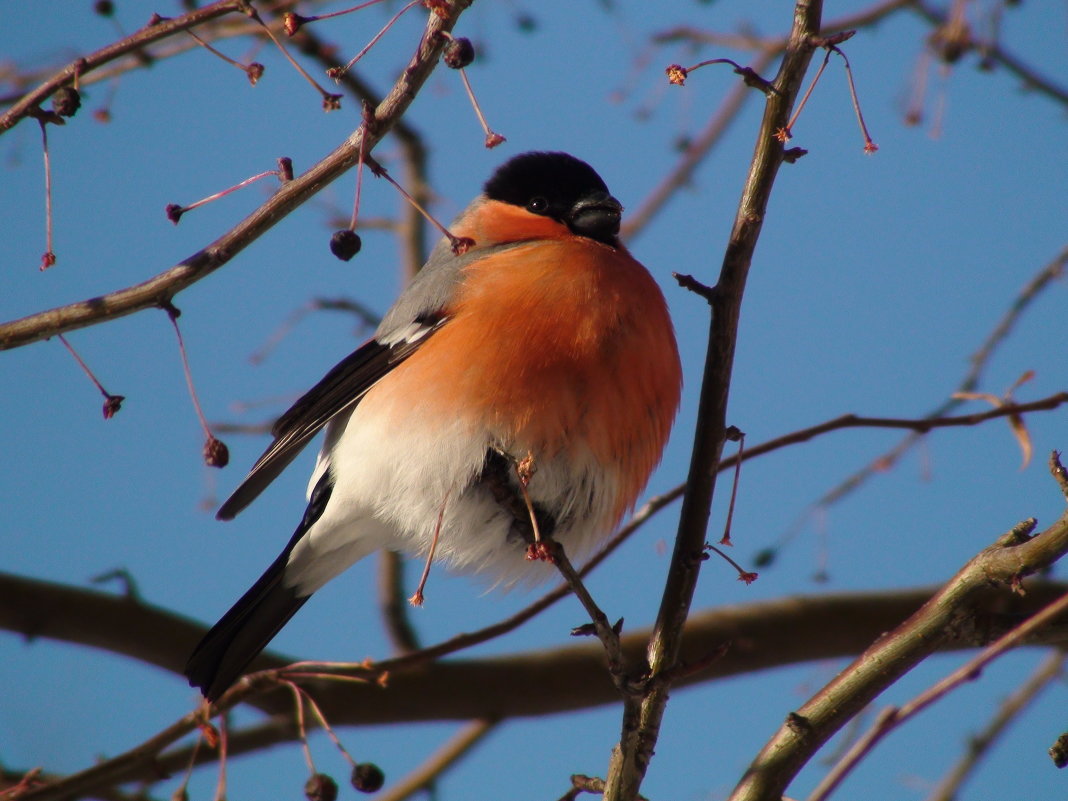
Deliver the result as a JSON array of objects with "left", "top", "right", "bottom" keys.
[
  {"left": 0, "top": 0, "right": 471, "bottom": 351},
  {"left": 0, "top": 1, "right": 249, "bottom": 134},
  {"left": 605, "top": 2, "right": 827, "bottom": 798},
  {"left": 728, "top": 496, "right": 1068, "bottom": 801},
  {"left": 6, "top": 571, "right": 1068, "bottom": 800},
  {"left": 5, "top": 571, "right": 1068, "bottom": 725}
]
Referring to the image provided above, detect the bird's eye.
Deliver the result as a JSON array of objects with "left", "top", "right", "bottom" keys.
[{"left": 526, "top": 196, "right": 549, "bottom": 214}]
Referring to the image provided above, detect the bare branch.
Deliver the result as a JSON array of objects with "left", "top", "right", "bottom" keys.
[
  {"left": 6, "top": 567, "right": 1068, "bottom": 799},
  {"left": 624, "top": 0, "right": 916, "bottom": 241},
  {"left": 810, "top": 593, "right": 1068, "bottom": 800},
  {"left": 783, "top": 244, "right": 1068, "bottom": 537},
  {"left": 607, "top": 3, "right": 828, "bottom": 797},
  {"left": 0, "top": 1, "right": 471, "bottom": 351},
  {"left": 910, "top": 0, "right": 1068, "bottom": 107},
  {"left": 376, "top": 550, "right": 422, "bottom": 653},
  {"left": 0, "top": 1, "right": 250, "bottom": 134},
  {"left": 374, "top": 719, "right": 497, "bottom": 801},
  {"left": 729, "top": 491, "right": 1068, "bottom": 801},
  {"left": 924, "top": 649, "right": 1064, "bottom": 801}
]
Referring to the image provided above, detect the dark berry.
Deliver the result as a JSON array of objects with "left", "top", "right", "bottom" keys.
[
  {"left": 204, "top": 436, "right": 229, "bottom": 468},
  {"left": 443, "top": 37, "right": 475, "bottom": 69},
  {"left": 304, "top": 773, "right": 338, "bottom": 801},
  {"left": 52, "top": 87, "right": 81, "bottom": 118},
  {"left": 350, "top": 763, "right": 384, "bottom": 793},
  {"left": 330, "top": 230, "right": 361, "bottom": 261}
]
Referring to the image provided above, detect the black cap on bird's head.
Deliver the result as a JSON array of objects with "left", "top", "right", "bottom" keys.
[{"left": 484, "top": 151, "right": 623, "bottom": 246}]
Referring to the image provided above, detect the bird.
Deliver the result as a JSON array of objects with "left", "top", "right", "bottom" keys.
[{"left": 184, "top": 151, "right": 682, "bottom": 701}]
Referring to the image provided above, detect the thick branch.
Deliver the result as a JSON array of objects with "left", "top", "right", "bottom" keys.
[
  {"left": 7, "top": 570, "right": 1068, "bottom": 800},
  {"left": 728, "top": 502, "right": 1068, "bottom": 801},
  {"left": 6, "top": 571, "right": 1068, "bottom": 722}
]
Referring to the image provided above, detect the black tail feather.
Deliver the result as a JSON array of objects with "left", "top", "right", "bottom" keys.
[
  {"left": 185, "top": 473, "right": 334, "bottom": 701},
  {"left": 184, "top": 551, "right": 310, "bottom": 702}
]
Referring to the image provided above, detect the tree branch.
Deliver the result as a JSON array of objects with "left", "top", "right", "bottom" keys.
[
  {"left": 909, "top": 0, "right": 1068, "bottom": 108},
  {"left": 7, "top": 569, "right": 1068, "bottom": 800},
  {"left": 623, "top": 0, "right": 916, "bottom": 241},
  {"left": 783, "top": 243, "right": 1068, "bottom": 537},
  {"left": 0, "top": 0, "right": 471, "bottom": 351},
  {"left": 0, "top": 0, "right": 250, "bottom": 134},
  {"left": 374, "top": 719, "right": 497, "bottom": 801},
  {"left": 728, "top": 475, "right": 1068, "bottom": 800},
  {"left": 605, "top": 3, "right": 827, "bottom": 797},
  {"left": 810, "top": 590, "right": 1068, "bottom": 800},
  {"left": 924, "top": 649, "right": 1064, "bottom": 801}
]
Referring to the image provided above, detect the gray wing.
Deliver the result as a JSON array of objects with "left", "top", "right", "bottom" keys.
[
  {"left": 216, "top": 322, "right": 443, "bottom": 520},
  {"left": 216, "top": 220, "right": 527, "bottom": 521}
]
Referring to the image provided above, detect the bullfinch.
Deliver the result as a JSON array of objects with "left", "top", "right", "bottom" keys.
[{"left": 184, "top": 151, "right": 682, "bottom": 701}]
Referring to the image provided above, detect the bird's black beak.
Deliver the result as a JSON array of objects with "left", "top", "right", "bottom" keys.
[{"left": 567, "top": 192, "right": 623, "bottom": 244}]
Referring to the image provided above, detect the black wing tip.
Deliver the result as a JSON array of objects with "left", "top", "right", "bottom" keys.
[
  {"left": 216, "top": 483, "right": 259, "bottom": 520},
  {"left": 185, "top": 632, "right": 242, "bottom": 702},
  {"left": 183, "top": 543, "right": 317, "bottom": 705},
  {"left": 184, "top": 661, "right": 227, "bottom": 703},
  {"left": 215, "top": 500, "right": 238, "bottom": 521}
]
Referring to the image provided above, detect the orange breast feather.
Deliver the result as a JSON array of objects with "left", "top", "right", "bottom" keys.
[{"left": 382, "top": 226, "right": 680, "bottom": 524}]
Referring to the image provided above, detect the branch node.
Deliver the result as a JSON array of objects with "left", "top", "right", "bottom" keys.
[
  {"left": 809, "top": 30, "right": 857, "bottom": 49},
  {"left": 786, "top": 711, "right": 813, "bottom": 735},
  {"left": 996, "top": 518, "right": 1038, "bottom": 548},
  {"left": 159, "top": 300, "right": 180, "bottom": 320},
  {"left": 672, "top": 272, "right": 717, "bottom": 304},
  {"left": 1050, "top": 451, "right": 1068, "bottom": 500}
]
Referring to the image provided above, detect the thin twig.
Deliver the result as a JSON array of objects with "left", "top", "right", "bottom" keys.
[
  {"left": 736, "top": 393, "right": 1068, "bottom": 467},
  {"left": 924, "top": 649, "right": 1065, "bottom": 801},
  {"left": 909, "top": 0, "right": 1068, "bottom": 107},
  {"left": 728, "top": 494, "right": 1068, "bottom": 801},
  {"left": 624, "top": 0, "right": 914, "bottom": 241},
  {"left": 0, "top": 1, "right": 473, "bottom": 350},
  {"left": 285, "top": 681, "right": 316, "bottom": 774},
  {"left": 621, "top": 50, "right": 776, "bottom": 242},
  {"left": 808, "top": 593, "right": 1068, "bottom": 801},
  {"left": 377, "top": 550, "right": 422, "bottom": 653},
  {"left": 0, "top": 1, "right": 249, "bottom": 133},
  {"left": 246, "top": 6, "right": 342, "bottom": 109},
  {"left": 374, "top": 719, "right": 497, "bottom": 801},
  {"left": 37, "top": 119, "right": 56, "bottom": 268},
  {"left": 330, "top": 0, "right": 422, "bottom": 79},
  {"left": 831, "top": 45, "right": 878, "bottom": 152},
  {"left": 549, "top": 541, "right": 628, "bottom": 684},
  {"left": 782, "top": 245, "right": 1068, "bottom": 545},
  {"left": 57, "top": 333, "right": 125, "bottom": 417}
]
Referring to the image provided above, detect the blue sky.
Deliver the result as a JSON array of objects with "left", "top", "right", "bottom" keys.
[{"left": 2, "top": 2, "right": 1067, "bottom": 800}]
